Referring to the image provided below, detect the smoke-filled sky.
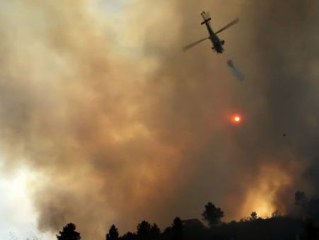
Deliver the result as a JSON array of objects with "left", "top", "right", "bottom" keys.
[{"left": 1, "top": 0, "right": 319, "bottom": 239}]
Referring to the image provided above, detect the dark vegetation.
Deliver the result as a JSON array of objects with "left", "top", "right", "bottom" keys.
[{"left": 57, "top": 192, "right": 319, "bottom": 240}]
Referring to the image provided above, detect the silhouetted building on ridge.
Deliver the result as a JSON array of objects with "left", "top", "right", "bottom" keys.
[{"left": 182, "top": 219, "right": 205, "bottom": 230}]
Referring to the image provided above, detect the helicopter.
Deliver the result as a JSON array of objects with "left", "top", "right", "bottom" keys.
[{"left": 183, "top": 11, "right": 239, "bottom": 53}]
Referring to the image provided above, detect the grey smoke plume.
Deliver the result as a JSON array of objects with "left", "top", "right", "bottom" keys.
[{"left": 0, "top": 0, "right": 319, "bottom": 239}]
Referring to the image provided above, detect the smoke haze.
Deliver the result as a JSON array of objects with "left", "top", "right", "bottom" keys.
[{"left": 0, "top": 0, "right": 319, "bottom": 238}]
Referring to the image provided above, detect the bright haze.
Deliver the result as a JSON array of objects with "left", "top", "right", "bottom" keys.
[{"left": 0, "top": 0, "right": 319, "bottom": 239}]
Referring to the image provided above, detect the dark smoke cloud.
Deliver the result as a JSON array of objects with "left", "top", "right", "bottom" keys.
[
  {"left": 237, "top": 0, "right": 319, "bottom": 213},
  {"left": 0, "top": 0, "right": 319, "bottom": 239}
]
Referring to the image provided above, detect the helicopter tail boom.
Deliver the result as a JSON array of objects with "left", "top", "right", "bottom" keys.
[{"left": 201, "top": 11, "right": 211, "bottom": 25}]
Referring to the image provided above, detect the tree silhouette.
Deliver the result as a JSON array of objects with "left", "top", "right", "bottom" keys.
[
  {"left": 202, "top": 202, "right": 224, "bottom": 227},
  {"left": 106, "top": 225, "right": 119, "bottom": 240},
  {"left": 150, "top": 223, "right": 161, "bottom": 240},
  {"left": 295, "top": 191, "right": 308, "bottom": 207},
  {"left": 56, "top": 223, "right": 81, "bottom": 240},
  {"left": 250, "top": 212, "right": 257, "bottom": 220},
  {"left": 307, "top": 197, "right": 319, "bottom": 221},
  {"left": 171, "top": 217, "right": 183, "bottom": 240},
  {"left": 137, "top": 220, "right": 152, "bottom": 240}
]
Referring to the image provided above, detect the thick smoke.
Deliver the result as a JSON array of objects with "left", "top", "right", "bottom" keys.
[
  {"left": 0, "top": 0, "right": 318, "bottom": 239},
  {"left": 241, "top": 0, "right": 319, "bottom": 212}
]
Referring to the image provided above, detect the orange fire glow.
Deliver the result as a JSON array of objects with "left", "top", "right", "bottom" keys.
[
  {"left": 230, "top": 113, "right": 243, "bottom": 125},
  {"left": 239, "top": 164, "right": 293, "bottom": 219}
]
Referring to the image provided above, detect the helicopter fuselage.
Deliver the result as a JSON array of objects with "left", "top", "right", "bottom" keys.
[
  {"left": 201, "top": 17, "right": 224, "bottom": 53},
  {"left": 182, "top": 11, "right": 237, "bottom": 53}
]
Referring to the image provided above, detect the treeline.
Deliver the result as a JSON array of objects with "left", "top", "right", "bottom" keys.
[{"left": 56, "top": 191, "right": 319, "bottom": 240}]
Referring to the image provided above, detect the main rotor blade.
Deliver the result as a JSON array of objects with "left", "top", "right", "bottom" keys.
[
  {"left": 182, "top": 37, "right": 209, "bottom": 51},
  {"left": 215, "top": 18, "right": 239, "bottom": 34}
]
